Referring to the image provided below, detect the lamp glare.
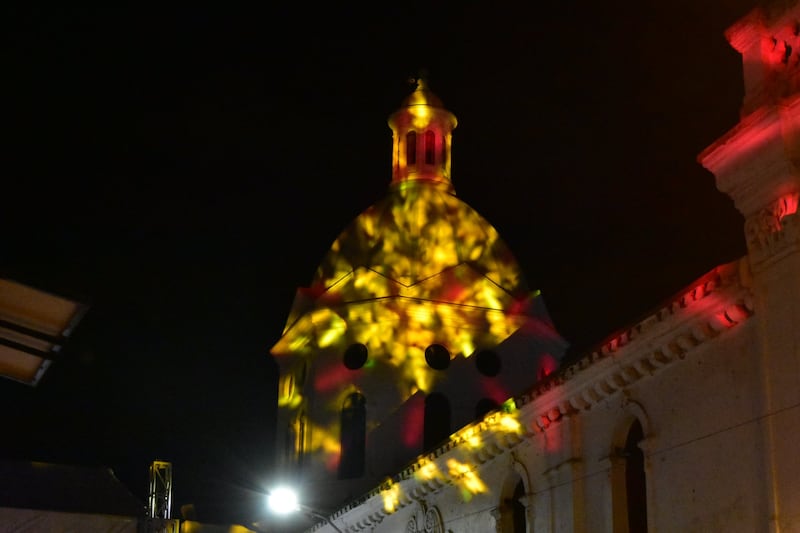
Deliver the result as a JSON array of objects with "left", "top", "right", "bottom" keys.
[{"left": 268, "top": 487, "right": 299, "bottom": 515}]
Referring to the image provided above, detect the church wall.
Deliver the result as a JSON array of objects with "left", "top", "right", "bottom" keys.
[
  {"left": 578, "top": 398, "right": 628, "bottom": 533},
  {"left": 769, "top": 405, "right": 800, "bottom": 531},
  {"left": 433, "top": 332, "right": 557, "bottom": 436},
  {"left": 430, "top": 452, "right": 533, "bottom": 533},
  {"left": 313, "top": 262, "right": 773, "bottom": 533},
  {"left": 748, "top": 251, "right": 800, "bottom": 530},
  {"left": 549, "top": 315, "right": 768, "bottom": 532},
  {"left": 301, "top": 292, "right": 787, "bottom": 533},
  {"left": 370, "top": 505, "right": 412, "bottom": 532},
  {"left": 364, "top": 391, "right": 426, "bottom": 478},
  {"left": 500, "top": 288, "right": 765, "bottom": 533},
  {"left": 753, "top": 258, "right": 800, "bottom": 411},
  {"left": 278, "top": 4, "right": 800, "bottom": 530},
  {"left": 631, "top": 322, "right": 767, "bottom": 532},
  {"left": 538, "top": 282, "right": 757, "bottom": 531}
]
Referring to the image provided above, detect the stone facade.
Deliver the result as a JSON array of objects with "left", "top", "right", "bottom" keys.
[
  {"left": 273, "top": 2, "right": 800, "bottom": 531},
  {"left": 307, "top": 258, "right": 763, "bottom": 532}
]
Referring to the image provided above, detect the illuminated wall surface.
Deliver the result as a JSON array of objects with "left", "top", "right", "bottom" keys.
[{"left": 270, "top": 80, "right": 563, "bottom": 485}]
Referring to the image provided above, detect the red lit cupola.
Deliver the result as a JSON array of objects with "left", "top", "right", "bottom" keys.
[{"left": 388, "top": 78, "right": 457, "bottom": 192}]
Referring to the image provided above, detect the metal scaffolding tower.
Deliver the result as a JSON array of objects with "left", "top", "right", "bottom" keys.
[{"left": 148, "top": 460, "right": 173, "bottom": 520}]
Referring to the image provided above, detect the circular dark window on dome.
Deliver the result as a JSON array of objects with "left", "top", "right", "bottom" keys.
[
  {"left": 475, "top": 349, "right": 501, "bottom": 377},
  {"left": 425, "top": 344, "right": 450, "bottom": 370},
  {"left": 343, "top": 343, "right": 368, "bottom": 370}
]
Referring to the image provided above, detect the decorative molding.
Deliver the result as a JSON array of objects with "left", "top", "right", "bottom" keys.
[
  {"left": 400, "top": 503, "right": 443, "bottom": 533},
  {"left": 424, "top": 506, "right": 444, "bottom": 533},
  {"left": 745, "top": 193, "right": 800, "bottom": 266},
  {"left": 515, "top": 261, "right": 754, "bottom": 431}
]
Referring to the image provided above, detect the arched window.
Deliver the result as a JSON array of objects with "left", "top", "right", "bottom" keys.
[
  {"left": 424, "top": 130, "right": 436, "bottom": 164},
  {"left": 511, "top": 479, "right": 526, "bottom": 533},
  {"left": 297, "top": 362, "right": 307, "bottom": 387},
  {"left": 291, "top": 412, "right": 306, "bottom": 469},
  {"left": 406, "top": 131, "right": 417, "bottom": 166},
  {"left": 424, "top": 392, "right": 451, "bottom": 450},
  {"left": 338, "top": 392, "right": 366, "bottom": 479},
  {"left": 625, "top": 419, "right": 648, "bottom": 532},
  {"left": 278, "top": 373, "right": 295, "bottom": 405},
  {"left": 500, "top": 472, "right": 528, "bottom": 533},
  {"left": 285, "top": 421, "right": 296, "bottom": 465}
]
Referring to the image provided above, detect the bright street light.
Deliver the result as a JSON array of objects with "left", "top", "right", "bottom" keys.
[
  {"left": 266, "top": 486, "right": 299, "bottom": 515},
  {"left": 265, "top": 486, "right": 343, "bottom": 533}
]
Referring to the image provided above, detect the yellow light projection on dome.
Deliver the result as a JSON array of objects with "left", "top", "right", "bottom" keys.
[
  {"left": 272, "top": 179, "right": 535, "bottom": 397},
  {"left": 270, "top": 78, "right": 555, "bottom": 478}
]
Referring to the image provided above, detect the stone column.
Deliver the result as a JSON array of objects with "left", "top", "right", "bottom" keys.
[{"left": 701, "top": 41, "right": 800, "bottom": 530}]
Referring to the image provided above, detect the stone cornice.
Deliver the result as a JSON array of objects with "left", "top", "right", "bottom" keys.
[
  {"left": 724, "top": 6, "right": 763, "bottom": 54},
  {"left": 699, "top": 100, "right": 800, "bottom": 219},
  {"left": 514, "top": 259, "right": 754, "bottom": 430},
  {"left": 311, "top": 406, "right": 535, "bottom": 531},
  {"left": 745, "top": 194, "right": 800, "bottom": 268}
]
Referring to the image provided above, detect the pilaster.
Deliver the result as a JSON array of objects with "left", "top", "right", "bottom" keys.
[{"left": 699, "top": 5, "right": 800, "bottom": 528}]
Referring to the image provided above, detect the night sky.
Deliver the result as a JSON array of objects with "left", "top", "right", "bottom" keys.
[{"left": 3, "top": 2, "right": 755, "bottom": 526}]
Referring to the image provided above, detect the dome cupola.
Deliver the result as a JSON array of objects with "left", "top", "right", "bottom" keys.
[{"left": 387, "top": 77, "right": 457, "bottom": 192}]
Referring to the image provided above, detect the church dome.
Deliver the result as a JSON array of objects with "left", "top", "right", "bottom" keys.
[
  {"left": 313, "top": 182, "right": 528, "bottom": 296},
  {"left": 273, "top": 82, "right": 539, "bottom": 390},
  {"left": 314, "top": 78, "right": 526, "bottom": 297},
  {"left": 269, "top": 80, "right": 567, "bottom": 511}
]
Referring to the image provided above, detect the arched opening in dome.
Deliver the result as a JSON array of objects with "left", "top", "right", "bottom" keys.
[
  {"left": 338, "top": 392, "right": 366, "bottom": 479},
  {"left": 423, "top": 392, "right": 451, "bottom": 451},
  {"left": 406, "top": 131, "right": 417, "bottom": 166},
  {"left": 425, "top": 130, "right": 436, "bottom": 164}
]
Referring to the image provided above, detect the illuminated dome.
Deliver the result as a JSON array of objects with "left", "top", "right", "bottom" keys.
[
  {"left": 314, "top": 183, "right": 528, "bottom": 294},
  {"left": 269, "top": 81, "right": 566, "bottom": 503},
  {"left": 313, "top": 78, "right": 527, "bottom": 297},
  {"left": 274, "top": 80, "right": 539, "bottom": 393}
]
